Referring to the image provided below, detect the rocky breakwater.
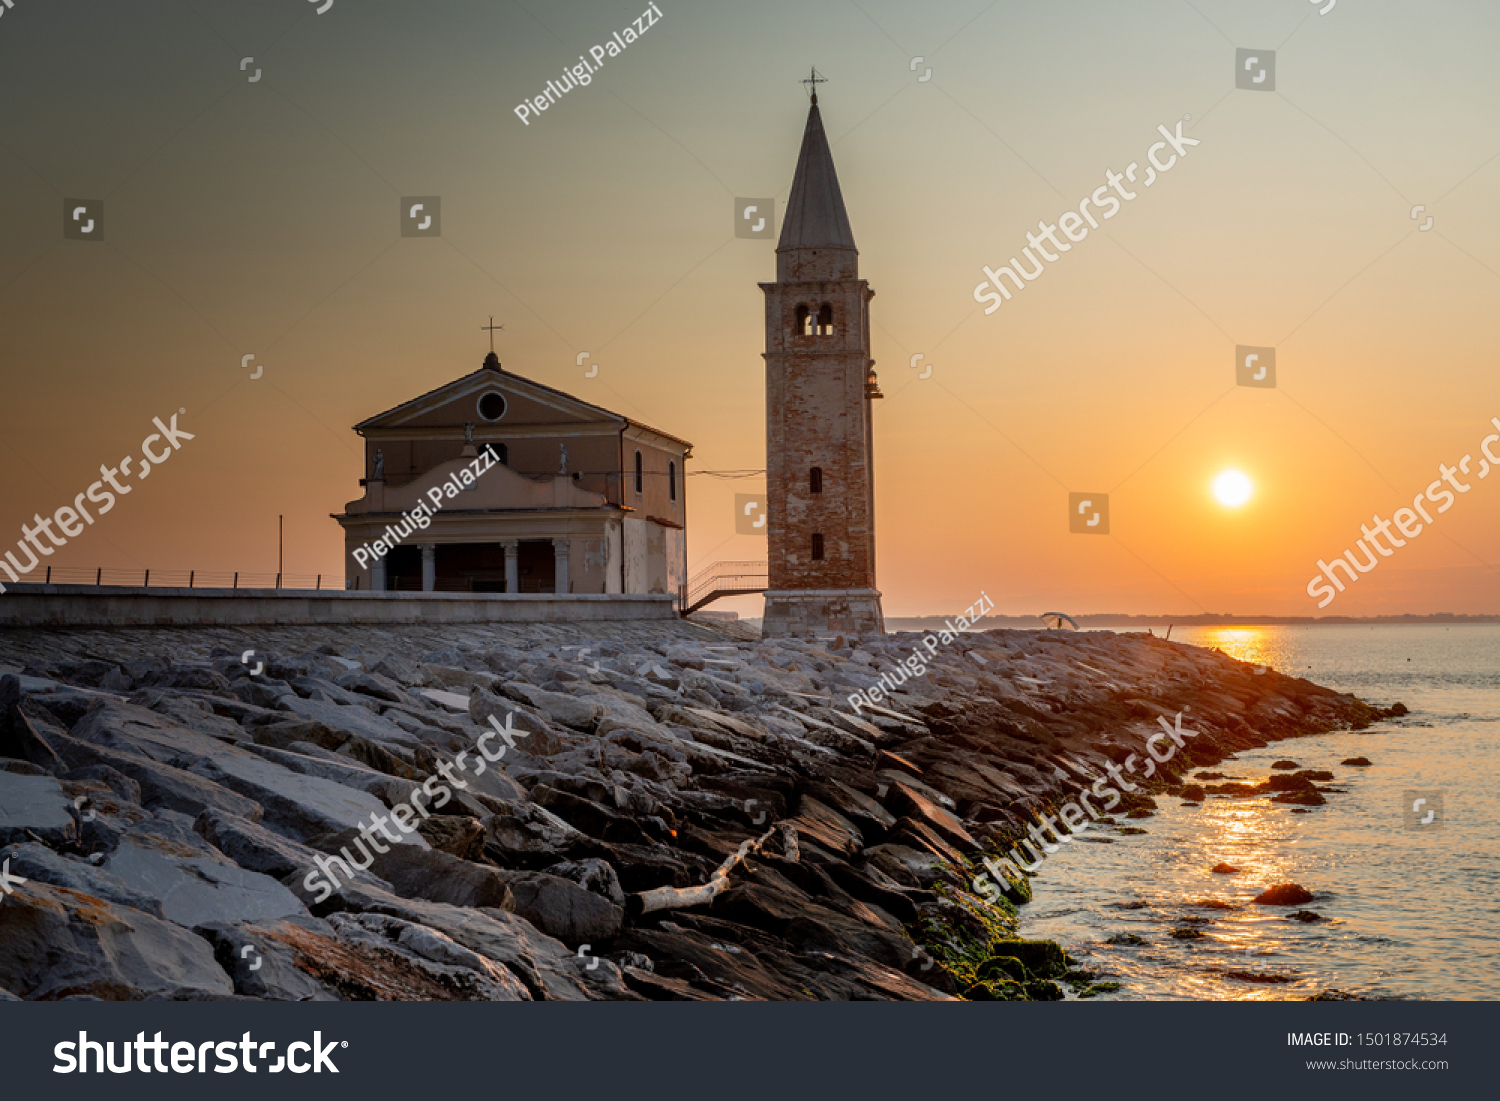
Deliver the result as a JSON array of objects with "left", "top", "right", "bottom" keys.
[{"left": 0, "top": 621, "right": 1393, "bottom": 1001}]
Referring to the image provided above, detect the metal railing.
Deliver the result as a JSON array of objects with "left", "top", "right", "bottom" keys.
[
  {"left": 25, "top": 567, "right": 328, "bottom": 590},
  {"left": 683, "top": 560, "right": 767, "bottom": 615}
]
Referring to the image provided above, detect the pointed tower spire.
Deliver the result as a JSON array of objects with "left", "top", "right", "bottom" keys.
[
  {"left": 758, "top": 89, "right": 885, "bottom": 639},
  {"left": 777, "top": 90, "right": 857, "bottom": 281}
]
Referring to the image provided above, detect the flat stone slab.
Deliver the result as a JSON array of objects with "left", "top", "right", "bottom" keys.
[
  {"left": 0, "top": 772, "right": 76, "bottom": 846},
  {"left": 187, "top": 750, "right": 398, "bottom": 842},
  {"left": 2, "top": 842, "right": 164, "bottom": 918},
  {"left": 0, "top": 878, "right": 234, "bottom": 1000},
  {"left": 419, "top": 688, "right": 471, "bottom": 712},
  {"left": 105, "top": 829, "right": 306, "bottom": 928},
  {"left": 276, "top": 695, "right": 425, "bottom": 751}
]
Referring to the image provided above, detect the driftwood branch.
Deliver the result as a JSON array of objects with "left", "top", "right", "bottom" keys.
[{"left": 631, "top": 825, "right": 786, "bottom": 915}]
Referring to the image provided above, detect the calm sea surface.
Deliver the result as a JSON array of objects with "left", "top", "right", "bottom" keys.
[{"left": 1016, "top": 624, "right": 1500, "bottom": 1000}]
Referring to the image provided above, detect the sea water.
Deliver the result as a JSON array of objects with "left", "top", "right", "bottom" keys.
[{"left": 1016, "top": 624, "right": 1500, "bottom": 1000}]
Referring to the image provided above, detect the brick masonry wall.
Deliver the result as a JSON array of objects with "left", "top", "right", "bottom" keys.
[{"left": 761, "top": 273, "right": 878, "bottom": 594}]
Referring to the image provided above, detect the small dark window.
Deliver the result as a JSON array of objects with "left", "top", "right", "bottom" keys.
[
  {"left": 816, "top": 303, "right": 834, "bottom": 336},
  {"left": 477, "top": 392, "right": 507, "bottom": 421},
  {"left": 809, "top": 466, "right": 823, "bottom": 494},
  {"left": 668, "top": 461, "right": 677, "bottom": 501},
  {"left": 488, "top": 442, "right": 508, "bottom": 465},
  {"left": 572, "top": 472, "right": 580, "bottom": 481},
  {"left": 811, "top": 533, "right": 824, "bottom": 561},
  {"left": 795, "top": 304, "right": 812, "bottom": 336},
  {"left": 634, "top": 450, "right": 643, "bottom": 494}
]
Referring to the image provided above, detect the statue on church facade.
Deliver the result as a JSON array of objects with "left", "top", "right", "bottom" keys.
[
  {"left": 559, "top": 444, "right": 569, "bottom": 475},
  {"left": 372, "top": 449, "right": 385, "bottom": 481}
]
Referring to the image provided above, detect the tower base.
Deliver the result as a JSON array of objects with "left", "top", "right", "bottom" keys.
[{"left": 761, "top": 589, "right": 885, "bottom": 638}]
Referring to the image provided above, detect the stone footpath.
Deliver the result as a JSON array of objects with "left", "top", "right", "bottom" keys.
[{"left": 0, "top": 620, "right": 1390, "bottom": 1001}]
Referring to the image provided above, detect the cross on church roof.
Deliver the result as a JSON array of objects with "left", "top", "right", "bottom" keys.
[
  {"left": 802, "top": 67, "right": 826, "bottom": 105},
  {"left": 481, "top": 316, "right": 505, "bottom": 353}
]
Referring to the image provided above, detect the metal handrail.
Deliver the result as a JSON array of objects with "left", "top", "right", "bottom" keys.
[
  {"left": 26, "top": 567, "right": 326, "bottom": 590},
  {"left": 683, "top": 560, "right": 767, "bottom": 614}
]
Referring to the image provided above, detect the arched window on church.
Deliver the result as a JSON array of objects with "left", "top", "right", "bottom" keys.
[
  {"left": 809, "top": 466, "right": 822, "bottom": 494},
  {"left": 668, "top": 460, "right": 677, "bottom": 502},
  {"left": 634, "top": 450, "right": 643, "bottom": 495},
  {"left": 795, "top": 303, "right": 812, "bottom": 336},
  {"left": 816, "top": 303, "right": 834, "bottom": 337},
  {"left": 811, "top": 533, "right": 825, "bottom": 561}
]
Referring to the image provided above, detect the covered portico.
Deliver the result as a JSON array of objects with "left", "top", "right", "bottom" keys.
[{"left": 336, "top": 452, "right": 627, "bottom": 595}]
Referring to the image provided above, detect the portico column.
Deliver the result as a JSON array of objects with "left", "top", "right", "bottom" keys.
[
  {"left": 421, "top": 544, "right": 436, "bottom": 592},
  {"left": 502, "top": 540, "right": 519, "bottom": 593},
  {"left": 552, "top": 538, "right": 571, "bottom": 595},
  {"left": 371, "top": 555, "right": 387, "bottom": 592}
]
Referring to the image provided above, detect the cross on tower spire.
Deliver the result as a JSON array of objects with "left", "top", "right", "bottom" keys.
[
  {"left": 801, "top": 67, "right": 826, "bottom": 105},
  {"left": 481, "top": 316, "right": 505, "bottom": 353}
]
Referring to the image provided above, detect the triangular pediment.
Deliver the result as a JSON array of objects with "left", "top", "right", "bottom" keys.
[{"left": 356, "top": 362, "right": 622, "bottom": 433}]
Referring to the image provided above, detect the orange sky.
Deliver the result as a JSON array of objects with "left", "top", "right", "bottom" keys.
[{"left": 2, "top": 0, "right": 1497, "bottom": 618}]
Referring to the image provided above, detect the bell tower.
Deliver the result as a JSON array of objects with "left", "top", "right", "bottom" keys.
[{"left": 759, "top": 87, "right": 885, "bottom": 637}]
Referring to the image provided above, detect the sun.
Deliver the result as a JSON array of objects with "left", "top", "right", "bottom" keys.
[{"left": 1213, "top": 469, "right": 1253, "bottom": 507}]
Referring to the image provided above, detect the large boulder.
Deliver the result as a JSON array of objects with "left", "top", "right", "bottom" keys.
[
  {"left": 272, "top": 695, "right": 424, "bottom": 752},
  {"left": 335, "top": 670, "right": 422, "bottom": 708},
  {"left": 543, "top": 857, "right": 627, "bottom": 907},
  {"left": 1254, "top": 883, "right": 1315, "bottom": 906},
  {"left": 197, "top": 913, "right": 530, "bottom": 1001},
  {"left": 313, "top": 880, "right": 632, "bottom": 1001},
  {"left": 498, "top": 683, "right": 604, "bottom": 732},
  {"left": 1, "top": 842, "right": 164, "bottom": 918},
  {"left": 194, "top": 808, "right": 391, "bottom": 893},
  {"left": 240, "top": 742, "right": 421, "bottom": 809},
  {"left": 103, "top": 820, "right": 306, "bottom": 928},
  {"left": 305, "top": 827, "right": 512, "bottom": 912},
  {"left": 417, "top": 815, "right": 487, "bottom": 861},
  {"left": 0, "top": 771, "right": 76, "bottom": 846},
  {"left": 49, "top": 732, "right": 264, "bottom": 824},
  {"left": 185, "top": 749, "right": 399, "bottom": 842},
  {"left": 502, "top": 872, "right": 624, "bottom": 945},
  {"left": 417, "top": 663, "right": 500, "bottom": 691},
  {"left": 987, "top": 939, "right": 1069, "bottom": 979},
  {"left": 468, "top": 689, "right": 569, "bottom": 758},
  {"left": 0, "top": 879, "right": 233, "bottom": 1000},
  {"left": 252, "top": 720, "right": 422, "bottom": 781},
  {"left": 0, "top": 677, "right": 69, "bottom": 774},
  {"left": 483, "top": 800, "right": 585, "bottom": 861}
]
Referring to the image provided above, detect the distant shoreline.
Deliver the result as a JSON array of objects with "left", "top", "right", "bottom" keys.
[{"left": 884, "top": 613, "right": 1500, "bottom": 631}]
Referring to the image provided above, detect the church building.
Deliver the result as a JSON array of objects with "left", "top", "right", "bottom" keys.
[
  {"left": 333, "top": 354, "right": 691, "bottom": 598},
  {"left": 759, "top": 87, "right": 886, "bottom": 637}
]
